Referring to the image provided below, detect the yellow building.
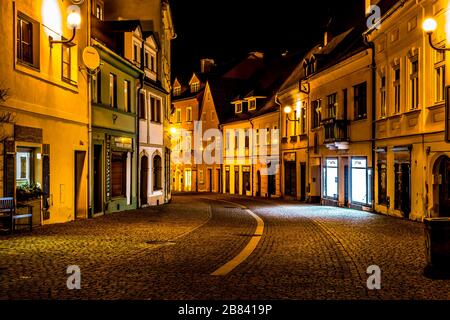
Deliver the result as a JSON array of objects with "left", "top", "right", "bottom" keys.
[
  {"left": 0, "top": 0, "right": 89, "bottom": 224},
  {"left": 280, "top": 28, "right": 374, "bottom": 209},
  {"left": 366, "top": 0, "right": 450, "bottom": 220}
]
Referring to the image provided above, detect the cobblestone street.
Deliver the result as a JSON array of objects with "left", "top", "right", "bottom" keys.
[{"left": 1, "top": 194, "right": 450, "bottom": 300}]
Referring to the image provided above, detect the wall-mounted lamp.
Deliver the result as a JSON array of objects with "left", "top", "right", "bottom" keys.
[
  {"left": 422, "top": 18, "right": 450, "bottom": 52},
  {"left": 49, "top": 7, "right": 81, "bottom": 48},
  {"left": 283, "top": 105, "right": 300, "bottom": 122}
]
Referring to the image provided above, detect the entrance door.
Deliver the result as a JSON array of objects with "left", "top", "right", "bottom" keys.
[
  {"left": 216, "top": 169, "right": 221, "bottom": 193},
  {"left": 140, "top": 156, "right": 149, "bottom": 206},
  {"left": 257, "top": 171, "right": 261, "bottom": 197},
  {"left": 438, "top": 157, "right": 450, "bottom": 217},
  {"left": 208, "top": 169, "right": 212, "bottom": 192},
  {"left": 234, "top": 168, "right": 239, "bottom": 195},
  {"left": 75, "top": 151, "right": 87, "bottom": 220},
  {"left": 243, "top": 170, "right": 250, "bottom": 196},
  {"left": 284, "top": 161, "right": 296, "bottom": 197},
  {"left": 300, "top": 163, "right": 306, "bottom": 201},
  {"left": 93, "top": 145, "right": 103, "bottom": 215},
  {"left": 268, "top": 174, "right": 276, "bottom": 197},
  {"left": 395, "top": 163, "right": 411, "bottom": 218}
]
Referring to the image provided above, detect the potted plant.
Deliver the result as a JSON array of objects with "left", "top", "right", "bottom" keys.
[{"left": 16, "top": 183, "right": 43, "bottom": 226}]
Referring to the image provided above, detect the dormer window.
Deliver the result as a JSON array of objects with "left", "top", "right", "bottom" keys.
[
  {"left": 191, "top": 82, "right": 199, "bottom": 93},
  {"left": 248, "top": 99, "right": 257, "bottom": 111},
  {"left": 174, "top": 86, "right": 181, "bottom": 96},
  {"left": 235, "top": 102, "right": 243, "bottom": 114},
  {"left": 95, "top": 0, "right": 104, "bottom": 21}
]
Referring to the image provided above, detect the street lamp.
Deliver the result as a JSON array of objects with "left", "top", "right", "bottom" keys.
[
  {"left": 49, "top": 7, "right": 81, "bottom": 48},
  {"left": 422, "top": 18, "right": 450, "bottom": 52},
  {"left": 283, "top": 104, "right": 301, "bottom": 137}
]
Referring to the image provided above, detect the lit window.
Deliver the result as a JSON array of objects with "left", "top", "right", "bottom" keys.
[
  {"left": 186, "top": 107, "right": 192, "bottom": 122},
  {"left": 191, "top": 82, "right": 199, "bottom": 93},
  {"left": 176, "top": 108, "right": 181, "bottom": 123},
  {"left": 95, "top": 1, "right": 104, "bottom": 20},
  {"left": 174, "top": 86, "right": 181, "bottom": 96},
  {"left": 312, "top": 100, "right": 321, "bottom": 129},
  {"left": 235, "top": 102, "right": 243, "bottom": 114},
  {"left": 62, "top": 43, "right": 72, "bottom": 83},
  {"left": 109, "top": 73, "right": 117, "bottom": 108},
  {"left": 248, "top": 99, "right": 257, "bottom": 110},
  {"left": 435, "top": 50, "right": 446, "bottom": 103},
  {"left": 16, "top": 150, "right": 32, "bottom": 187},
  {"left": 327, "top": 93, "right": 337, "bottom": 119},
  {"left": 323, "top": 158, "right": 338, "bottom": 199},
  {"left": 124, "top": 80, "right": 130, "bottom": 113},
  {"left": 393, "top": 65, "right": 401, "bottom": 114},
  {"left": 410, "top": 58, "right": 419, "bottom": 110}
]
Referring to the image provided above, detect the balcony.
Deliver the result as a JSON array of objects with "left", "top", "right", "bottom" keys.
[{"left": 322, "top": 118, "right": 349, "bottom": 150}]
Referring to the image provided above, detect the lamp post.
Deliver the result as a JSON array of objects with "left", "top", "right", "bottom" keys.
[
  {"left": 283, "top": 105, "right": 300, "bottom": 137},
  {"left": 49, "top": 7, "right": 81, "bottom": 48},
  {"left": 423, "top": 18, "right": 450, "bottom": 52}
]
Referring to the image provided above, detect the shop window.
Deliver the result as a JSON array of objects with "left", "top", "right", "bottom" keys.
[
  {"left": 324, "top": 158, "right": 338, "bottom": 199},
  {"left": 351, "top": 157, "right": 371, "bottom": 205},
  {"left": 111, "top": 152, "right": 127, "bottom": 197}
]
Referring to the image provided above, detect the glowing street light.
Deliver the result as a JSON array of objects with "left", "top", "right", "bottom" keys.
[
  {"left": 49, "top": 6, "right": 81, "bottom": 48},
  {"left": 422, "top": 18, "right": 450, "bottom": 52},
  {"left": 283, "top": 106, "right": 292, "bottom": 114}
]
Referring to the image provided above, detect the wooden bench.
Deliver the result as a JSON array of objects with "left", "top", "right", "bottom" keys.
[{"left": 0, "top": 197, "right": 32, "bottom": 234}]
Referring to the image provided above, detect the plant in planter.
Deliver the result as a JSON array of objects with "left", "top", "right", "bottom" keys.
[{"left": 16, "top": 183, "right": 43, "bottom": 202}]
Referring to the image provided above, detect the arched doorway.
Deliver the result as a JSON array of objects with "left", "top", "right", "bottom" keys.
[
  {"left": 140, "top": 155, "right": 149, "bottom": 206},
  {"left": 434, "top": 156, "right": 450, "bottom": 217},
  {"left": 256, "top": 171, "right": 261, "bottom": 197}
]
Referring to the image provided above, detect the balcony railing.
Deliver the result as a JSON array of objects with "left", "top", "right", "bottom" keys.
[{"left": 322, "top": 118, "right": 349, "bottom": 144}]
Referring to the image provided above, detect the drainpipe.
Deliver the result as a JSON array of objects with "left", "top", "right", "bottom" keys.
[
  {"left": 137, "top": 41, "right": 145, "bottom": 208},
  {"left": 363, "top": 35, "right": 376, "bottom": 211},
  {"left": 275, "top": 94, "right": 283, "bottom": 198},
  {"left": 249, "top": 119, "right": 254, "bottom": 197},
  {"left": 87, "top": 0, "right": 93, "bottom": 218}
]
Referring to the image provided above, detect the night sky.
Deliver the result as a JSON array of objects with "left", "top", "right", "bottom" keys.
[{"left": 171, "top": 0, "right": 365, "bottom": 77}]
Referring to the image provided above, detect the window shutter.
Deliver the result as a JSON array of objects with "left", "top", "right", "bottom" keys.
[
  {"left": 4, "top": 140, "right": 15, "bottom": 197},
  {"left": 42, "top": 144, "right": 50, "bottom": 210}
]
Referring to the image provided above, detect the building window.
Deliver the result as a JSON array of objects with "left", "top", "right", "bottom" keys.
[
  {"left": 139, "top": 91, "right": 146, "bottom": 119},
  {"left": 176, "top": 108, "right": 181, "bottom": 123},
  {"left": 186, "top": 107, "right": 192, "bottom": 122},
  {"left": 377, "top": 152, "right": 388, "bottom": 205},
  {"left": 151, "top": 55, "right": 156, "bottom": 72},
  {"left": 92, "top": 74, "right": 99, "bottom": 103},
  {"left": 191, "top": 82, "right": 199, "bottom": 93},
  {"left": 255, "top": 129, "right": 260, "bottom": 146},
  {"left": 124, "top": 80, "right": 131, "bottom": 113},
  {"left": 435, "top": 50, "right": 446, "bottom": 103},
  {"left": 153, "top": 155, "right": 162, "bottom": 190},
  {"left": 111, "top": 152, "right": 127, "bottom": 197},
  {"left": 109, "top": 74, "right": 117, "bottom": 108},
  {"left": 174, "top": 86, "right": 181, "bottom": 96},
  {"left": 248, "top": 99, "right": 257, "bottom": 111},
  {"left": 144, "top": 52, "right": 149, "bottom": 69},
  {"left": 327, "top": 93, "right": 337, "bottom": 119},
  {"left": 235, "top": 102, "right": 243, "bottom": 114},
  {"left": 95, "top": 1, "right": 104, "bottom": 20},
  {"left": 410, "top": 58, "right": 419, "bottom": 110},
  {"left": 323, "top": 158, "right": 338, "bottom": 199},
  {"left": 150, "top": 96, "right": 161, "bottom": 123},
  {"left": 226, "top": 132, "right": 231, "bottom": 150},
  {"left": 301, "top": 102, "right": 307, "bottom": 134},
  {"left": 16, "top": 149, "right": 33, "bottom": 187},
  {"left": 312, "top": 100, "right": 321, "bottom": 129},
  {"left": 354, "top": 82, "right": 367, "bottom": 120},
  {"left": 17, "top": 13, "right": 38, "bottom": 68},
  {"left": 245, "top": 131, "right": 250, "bottom": 149},
  {"left": 351, "top": 157, "right": 371, "bottom": 205},
  {"left": 235, "top": 131, "right": 239, "bottom": 150},
  {"left": 380, "top": 75, "right": 387, "bottom": 118},
  {"left": 61, "top": 44, "right": 72, "bottom": 83},
  {"left": 266, "top": 127, "right": 271, "bottom": 145},
  {"left": 393, "top": 65, "right": 401, "bottom": 114}
]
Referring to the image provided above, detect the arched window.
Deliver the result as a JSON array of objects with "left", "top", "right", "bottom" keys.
[{"left": 153, "top": 155, "right": 162, "bottom": 191}]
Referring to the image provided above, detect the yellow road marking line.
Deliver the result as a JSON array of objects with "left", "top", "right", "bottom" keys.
[{"left": 209, "top": 199, "right": 264, "bottom": 276}]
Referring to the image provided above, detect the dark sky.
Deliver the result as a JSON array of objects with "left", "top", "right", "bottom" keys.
[{"left": 170, "top": 0, "right": 365, "bottom": 77}]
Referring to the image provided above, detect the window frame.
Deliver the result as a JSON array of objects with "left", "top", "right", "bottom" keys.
[
  {"left": 409, "top": 56, "right": 419, "bottom": 110},
  {"left": 435, "top": 49, "right": 446, "bottom": 103},
  {"left": 353, "top": 82, "right": 367, "bottom": 120},
  {"left": 16, "top": 12, "right": 39, "bottom": 70},
  {"left": 109, "top": 73, "right": 118, "bottom": 108}
]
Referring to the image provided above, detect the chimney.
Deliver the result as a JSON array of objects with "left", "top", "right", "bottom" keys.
[{"left": 200, "top": 58, "right": 215, "bottom": 74}]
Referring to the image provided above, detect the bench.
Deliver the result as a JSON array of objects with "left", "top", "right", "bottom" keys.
[{"left": 0, "top": 197, "right": 32, "bottom": 234}]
